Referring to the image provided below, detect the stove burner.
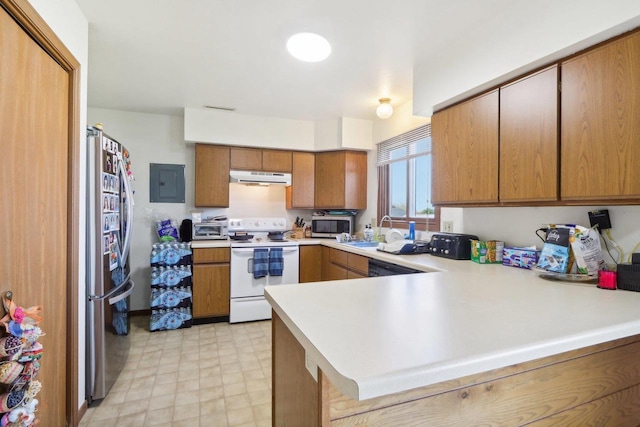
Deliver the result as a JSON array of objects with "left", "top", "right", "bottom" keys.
[{"left": 229, "top": 233, "right": 254, "bottom": 241}]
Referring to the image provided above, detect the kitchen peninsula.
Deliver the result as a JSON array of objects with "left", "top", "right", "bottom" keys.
[{"left": 266, "top": 260, "right": 640, "bottom": 425}]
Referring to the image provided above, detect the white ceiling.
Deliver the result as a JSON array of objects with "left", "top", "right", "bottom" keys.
[
  {"left": 75, "top": 0, "right": 640, "bottom": 122},
  {"left": 76, "top": 0, "right": 526, "bottom": 120}
]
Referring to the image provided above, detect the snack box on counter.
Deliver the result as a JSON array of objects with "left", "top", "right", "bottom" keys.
[
  {"left": 502, "top": 246, "right": 540, "bottom": 269},
  {"left": 470, "top": 240, "right": 504, "bottom": 264}
]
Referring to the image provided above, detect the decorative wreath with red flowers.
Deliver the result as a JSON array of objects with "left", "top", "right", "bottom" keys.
[{"left": 0, "top": 291, "right": 43, "bottom": 427}]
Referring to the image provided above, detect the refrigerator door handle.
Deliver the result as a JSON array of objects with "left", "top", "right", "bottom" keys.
[
  {"left": 108, "top": 280, "right": 135, "bottom": 305},
  {"left": 118, "top": 157, "right": 134, "bottom": 266},
  {"left": 88, "top": 273, "right": 132, "bottom": 301}
]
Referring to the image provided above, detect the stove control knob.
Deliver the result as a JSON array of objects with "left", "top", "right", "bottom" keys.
[{"left": 254, "top": 220, "right": 260, "bottom": 226}]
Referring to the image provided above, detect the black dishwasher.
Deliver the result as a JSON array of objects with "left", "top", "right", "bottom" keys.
[{"left": 368, "top": 259, "right": 421, "bottom": 277}]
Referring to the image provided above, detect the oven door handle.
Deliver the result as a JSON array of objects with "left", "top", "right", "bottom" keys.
[
  {"left": 231, "top": 247, "right": 299, "bottom": 254},
  {"left": 247, "top": 258, "right": 253, "bottom": 274}
]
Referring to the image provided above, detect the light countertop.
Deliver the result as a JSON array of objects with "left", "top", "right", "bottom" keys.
[
  {"left": 265, "top": 260, "right": 640, "bottom": 401},
  {"left": 190, "top": 237, "right": 454, "bottom": 272},
  {"left": 190, "top": 240, "right": 231, "bottom": 249}
]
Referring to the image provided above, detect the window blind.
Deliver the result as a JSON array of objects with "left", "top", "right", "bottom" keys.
[{"left": 376, "top": 124, "right": 431, "bottom": 166}]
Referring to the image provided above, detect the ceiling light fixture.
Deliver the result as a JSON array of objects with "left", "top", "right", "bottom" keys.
[
  {"left": 286, "top": 32, "right": 331, "bottom": 62},
  {"left": 376, "top": 98, "right": 393, "bottom": 119}
]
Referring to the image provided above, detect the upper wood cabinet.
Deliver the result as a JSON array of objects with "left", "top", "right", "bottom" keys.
[
  {"left": 499, "top": 66, "right": 559, "bottom": 202},
  {"left": 432, "top": 90, "right": 499, "bottom": 205},
  {"left": 561, "top": 30, "right": 640, "bottom": 201},
  {"left": 195, "top": 144, "right": 230, "bottom": 207},
  {"left": 230, "top": 147, "right": 262, "bottom": 170},
  {"left": 315, "top": 151, "right": 367, "bottom": 210},
  {"left": 230, "top": 147, "right": 293, "bottom": 172},
  {"left": 286, "top": 152, "right": 315, "bottom": 209},
  {"left": 263, "top": 149, "right": 293, "bottom": 172}
]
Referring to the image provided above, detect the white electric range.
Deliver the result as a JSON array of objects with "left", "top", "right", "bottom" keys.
[{"left": 228, "top": 218, "right": 299, "bottom": 323}]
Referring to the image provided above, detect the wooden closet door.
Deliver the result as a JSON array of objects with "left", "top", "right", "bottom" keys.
[{"left": 0, "top": 7, "right": 69, "bottom": 426}]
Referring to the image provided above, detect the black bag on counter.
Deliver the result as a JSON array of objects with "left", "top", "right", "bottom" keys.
[{"left": 180, "top": 219, "right": 192, "bottom": 242}]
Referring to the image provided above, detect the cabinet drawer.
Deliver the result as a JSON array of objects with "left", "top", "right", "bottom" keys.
[
  {"left": 330, "top": 248, "right": 348, "bottom": 268},
  {"left": 193, "top": 247, "right": 231, "bottom": 264},
  {"left": 348, "top": 253, "right": 369, "bottom": 276},
  {"left": 328, "top": 263, "right": 348, "bottom": 281}
]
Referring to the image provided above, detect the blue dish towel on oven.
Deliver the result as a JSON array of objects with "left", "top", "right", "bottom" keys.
[
  {"left": 269, "top": 248, "right": 284, "bottom": 276},
  {"left": 253, "top": 248, "right": 269, "bottom": 279}
]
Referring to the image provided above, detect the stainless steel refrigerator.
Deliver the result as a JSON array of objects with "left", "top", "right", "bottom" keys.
[{"left": 85, "top": 126, "right": 136, "bottom": 405}]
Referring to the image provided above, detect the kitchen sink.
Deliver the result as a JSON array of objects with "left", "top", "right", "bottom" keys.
[{"left": 341, "top": 241, "right": 380, "bottom": 248}]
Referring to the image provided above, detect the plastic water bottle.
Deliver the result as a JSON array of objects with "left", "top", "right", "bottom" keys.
[{"left": 409, "top": 221, "right": 415, "bottom": 240}]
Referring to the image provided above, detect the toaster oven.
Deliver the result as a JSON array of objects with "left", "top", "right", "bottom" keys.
[
  {"left": 429, "top": 232, "right": 479, "bottom": 260},
  {"left": 192, "top": 221, "right": 228, "bottom": 240}
]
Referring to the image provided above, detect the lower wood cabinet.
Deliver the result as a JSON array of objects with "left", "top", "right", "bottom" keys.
[
  {"left": 327, "top": 248, "right": 369, "bottom": 281},
  {"left": 192, "top": 247, "right": 230, "bottom": 318},
  {"left": 299, "top": 245, "right": 322, "bottom": 283},
  {"left": 347, "top": 253, "right": 368, "bottom": 278},
  {"left": 321, "top": 246, "right": 332, "bottom": 282}
]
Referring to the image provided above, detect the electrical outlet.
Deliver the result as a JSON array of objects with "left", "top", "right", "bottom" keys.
[
  {"left": 588, "top": 209, "right": 611, "bottom": 230},
  {"left": 442, "top": 221, "right": 453, "bottom": 233}
]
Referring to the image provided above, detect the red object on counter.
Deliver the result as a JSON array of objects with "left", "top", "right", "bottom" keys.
[{"left": 598, "top": 271, "right": 617, "bottom": 290}]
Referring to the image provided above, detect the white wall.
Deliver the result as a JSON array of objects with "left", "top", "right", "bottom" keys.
[
  {"left": 413, "top": 1, "right": 640, "bottom": 116},
  {"left": 184, "top": 107, "right": 315, "bottom": 150},
  {"left": 373, "top": 101, "right": 430, "bottom": 143},
  {"left": 341, "top": 117, "right": 373, "bottom": 150},
  {"left": 314, "top": 119, "right": 341, "bottom": 150},
  {"left": 457, "top": 206, "right": 640, "bottom": 256},
  {"left": 27, "top": 0, "right": 88, "bottom": 412}
]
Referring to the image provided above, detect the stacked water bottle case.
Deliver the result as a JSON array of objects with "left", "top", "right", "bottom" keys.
[{"left": 149, "top": 242, "right": 193, "bottom": 331}]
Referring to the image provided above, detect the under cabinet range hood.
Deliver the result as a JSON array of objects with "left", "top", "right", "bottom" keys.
[{"left": 229, "top": 170, "right": 292, "bottom": 186}]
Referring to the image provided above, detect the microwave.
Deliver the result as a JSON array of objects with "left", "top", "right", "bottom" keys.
[
  {"left": 193, "top": 221, "right": 228, "bottom": 240},
  {"left": 311, "top": 215, "right": 354, "bottom": 238}
]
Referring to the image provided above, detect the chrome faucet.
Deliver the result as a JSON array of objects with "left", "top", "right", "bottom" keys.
[{"left": 378, "top": 215, "right": 393, "bottom": 242}]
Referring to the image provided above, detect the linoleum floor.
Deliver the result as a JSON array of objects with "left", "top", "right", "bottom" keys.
[{"left": 79, "top": 315, "right": 272, "bottom": 427}]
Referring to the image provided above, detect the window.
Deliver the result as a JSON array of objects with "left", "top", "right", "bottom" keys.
[{"left": 377, "top": 125, "right": 439, "bottom": 231}]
